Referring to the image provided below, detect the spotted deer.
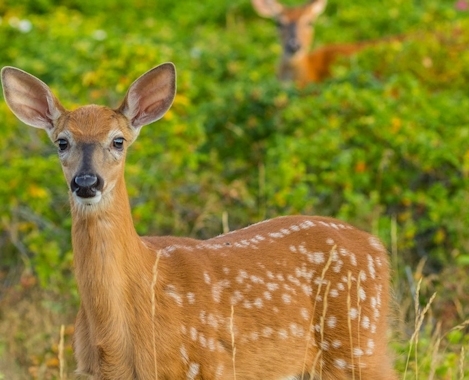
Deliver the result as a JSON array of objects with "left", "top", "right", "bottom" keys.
[
  {"left": 1, "top": 64, "right": 397, "bottom": 379},
  {"left": 251, "top": 0, "right": 376, "bottom": 87}
]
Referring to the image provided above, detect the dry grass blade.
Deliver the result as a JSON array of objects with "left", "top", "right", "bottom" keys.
[
  {"left": 459, "top": 346, "right": 465, "bottom": 380},
  {"left": 151, "top": 250, "right": 163, "bottom": 380},
  {"left": 230, "top": 304, "right": 237, "bottom": 380},
  {"left": 303, "top": 245, "right": 335, "bottom": 378},
  {"left": 403, "top": 276, "right": 437, "bottom": 380},
  {"left": 59, "top": 324, "right": 65, "bottom": 380}
]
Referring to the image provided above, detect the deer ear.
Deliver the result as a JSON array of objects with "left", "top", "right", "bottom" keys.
[
  {"left": 118, "top": 63, "right": 176, "bottom": 130},
  {"left": 251, "top": 0, "right": 284, "bottom": 18},
  {"left": 304, "top": 0, "right": 327, "bottom": 20},
  {"left": 1, "top": 66, "right": 65, "bottom": 131}
]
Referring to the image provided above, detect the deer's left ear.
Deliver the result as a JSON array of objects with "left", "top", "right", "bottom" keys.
[
  {"left": 251, "top": 0, "right": 284, "bottom": 18},
  {"left": 117, "top": 63, "right": 176, "bottom": 130},
  {"left": 304, "top": 0, "right": 327, "bottom": 20},
  {"left": 1, "top": 66, "right": 66, "bottom": 131}
]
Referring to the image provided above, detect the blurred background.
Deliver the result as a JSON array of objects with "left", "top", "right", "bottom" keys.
[{"left": 0, "top": 0, "right": 468, "bottom": 378}]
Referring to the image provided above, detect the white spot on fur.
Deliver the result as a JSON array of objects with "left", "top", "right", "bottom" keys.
[
  {"left": 332, "top": 258, "right": 343, "bottom": 273},
  {"left": 187, "top": 362, "right": 200, "bottom": 380},
  {"left": 290, "top": 224, "right": 301, "bottom": 232},
  {"left": 310, "top": 251, "right": 325, "bottom": 265},
  {"left": 334, "top": 358, "right": 347, "bottom": 369},
  {"left": 190, "top": 327, "right": 197, "bottom": 341},
  {"left": 367, "top": 339, "right": 375, "bottom": 354},
  {"left": 361, "top": 316, "right": 370, "bottom": 330},
  {"left": 180, "top": 344, "right": 189, "bottom": 364},
  {"left": 329, "top": 289, "right": 339, "bottom": 298},
  {"left": 254, "top": 298, "right": 264, "bottom": 308},
  {"left": 354, "top": 348, "right": 364, "bottom": 357},
  {"left": 278, "top": 329, "right": 288, "bottom": 339},
  {"left": 302, "top": 284, "right": 313, "bottom": 297},
  {"left": 212, "top": 279, "right": 230, "bottom": 303},
  {"left": 282, "top": 293, "right": 292, "bottom": 304},
  {"left": 165, "top": 285, "right": 183, "bottom": 306},
  {"left": 187, "top": 292, "right": 195, "bottom": 304},
  {"left": 215, "top": 363, "right": 224, "bottom": 379},
  {"left": 360, "top": 270, "right": 367, "bottom": 282},
  {"left": 250, "top": 275, "right": 264, "bottom": 284},
  {"left": 262, "top": 326, "right": 273, "bottom": 337},
  {"left": 350, "top": 252, "right": 357, "bottom": 266},
  {"left": 287, "top": 274, "right": 301, "bottom": 287},
  {"left": 269, "top": 231, "right": 284, "bottom": 239},
  {"left": 199, "top": 310, "right": 206, "bottom": 324},
  {"left": 367, "top": 254, "right": 376, "bottom": 279},
  {"left": 300, "top": 220, "right": 315, "bottom": 229},
  {"left": 267, "top": 282, "right": 279, "bottom": 291},
  {"left": 230, "top": 290, "right": 243, "bottom": 305},
  {"left": 208, "top": 337, "right": 216, "bottom": 351},
  {"left": 236, "top": 270, "right": 248, "bottom": 284},
  {"left": 207, "top": 313, "right": 219, "bottom": 329},
  {"left": 204, "top": 271, "right": 211, "bottom": 285},
  {"left": 359, "top": 287, "right": 366, "bottom": 301},
  {"left": 320, "top": 341, "right": 329, "bottom": 350},
  {"left": 327, "top": 316, "right": 337, "bottom": 328},
  {"left": 349, "top": 308, "right": 358, "bottom": 320},
  {"left": 369, "top": 236, "right": 384, "bottom": 251},
  {"left": 332, "top": 339, "right": 342, "bottom": 349},
  {"left": 199, "top": 333, "right": 207, "bottom": 348},
  {"left": 289, "top": 323, "right": 304, "bottom": 337}
]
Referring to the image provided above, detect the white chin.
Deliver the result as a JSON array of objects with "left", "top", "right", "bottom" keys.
[{"left": 73, "top": 192, "right": 102, "bottom": 206}]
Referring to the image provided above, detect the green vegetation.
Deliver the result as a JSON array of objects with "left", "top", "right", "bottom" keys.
[{"left": 0, "top": 0, "right": 468, "bottom": 378}]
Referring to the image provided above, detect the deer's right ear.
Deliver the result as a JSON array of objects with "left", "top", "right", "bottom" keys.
[
  {"left": 1, "top": 67, "right": 65, "bottom": 130},
  {"left": 251, "top": 0, "right": 284, "bottom": 18}
]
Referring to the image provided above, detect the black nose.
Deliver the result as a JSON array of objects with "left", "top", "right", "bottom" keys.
[
  {"left": 286, "top": 38, "right": 301, "bottom": 54},
  {"left": 71, "top": 173, "right": 103, "bottom": 198}
]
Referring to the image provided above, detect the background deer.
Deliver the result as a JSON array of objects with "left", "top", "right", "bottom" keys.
[
  {"left": 1, "top": 64, "right": 397, "bottom": 379},
  {"left": 252, "top": 0, "right": 374, "bottom": 87}
]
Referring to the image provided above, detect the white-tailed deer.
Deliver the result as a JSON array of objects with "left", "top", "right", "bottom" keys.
[
  {"left": 252, "top": 0, "right": 374, "bottom": 87},
  {"left": 2, "top": 64, "right": 397, "bottom": 379}
]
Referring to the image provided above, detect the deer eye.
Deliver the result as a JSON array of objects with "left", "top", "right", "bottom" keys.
[
  {"left": 112, "top": 137, "right": 125, "bottom": 150},
  {"left": 274, "top": 20, "right": 284, "bottom": 28},
  {"left": 57, "top": 138, "right": 69, "bottom": 152}
]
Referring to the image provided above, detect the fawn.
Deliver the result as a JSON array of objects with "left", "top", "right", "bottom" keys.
[
  {"left": 1, "top": 63, "right": 397, "bottom": 379},
  {"left": 252, "top": 0, "right": 374, "bottom": 87}
]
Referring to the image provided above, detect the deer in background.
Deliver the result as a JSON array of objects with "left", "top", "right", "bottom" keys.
[
  {"left": 252, "top": 0, "right": 374, "bottom": 87},
  {"left": 2, "top": 64, "right": 397, "bottom": 379}
]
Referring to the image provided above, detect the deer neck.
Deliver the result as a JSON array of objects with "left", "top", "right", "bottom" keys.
[
  {"left": 279, "top": 51, "right": 308, "bottom": 81},
  {"left": 70, "top": 176, "right": 149, "bottom": 313}
]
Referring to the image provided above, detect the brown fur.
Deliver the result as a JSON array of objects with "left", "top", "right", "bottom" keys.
[{"left": 1, "top": 64, "right": 398, "bottom": 379}]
